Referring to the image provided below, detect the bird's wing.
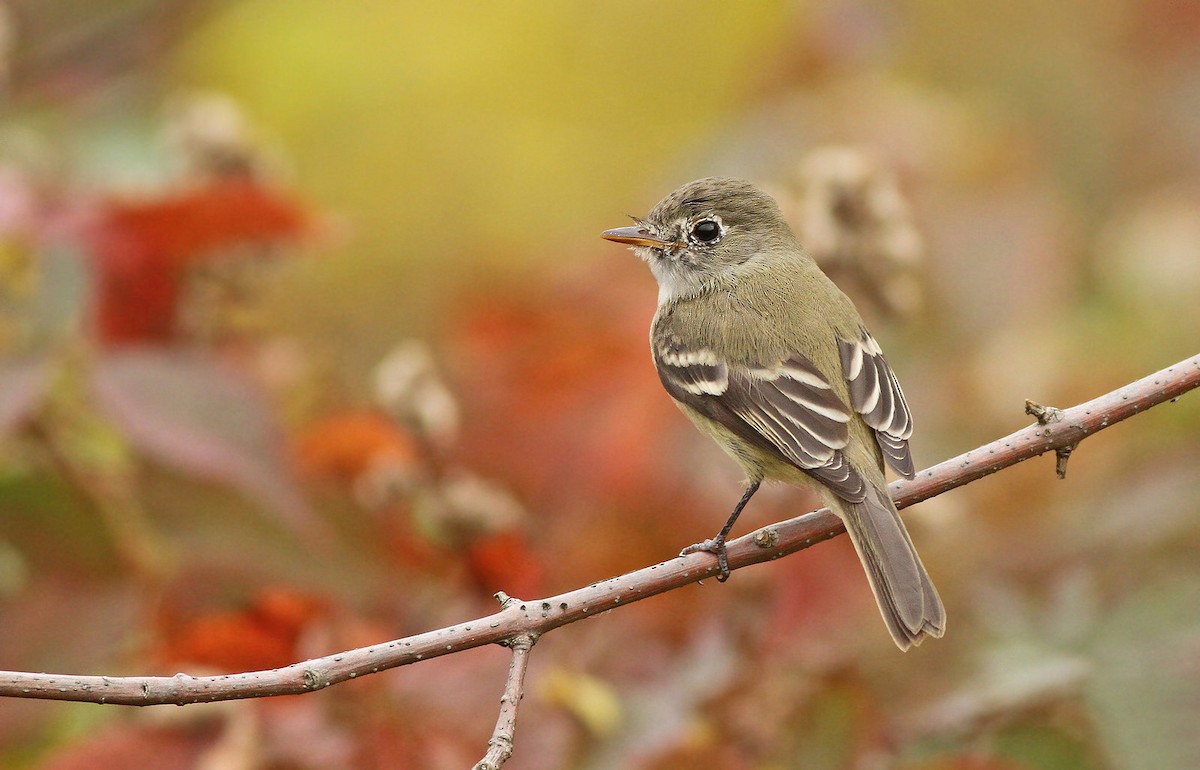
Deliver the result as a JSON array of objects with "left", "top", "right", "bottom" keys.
[
  {"left": 837, "top": 331, "right": 916, "bottom": 479},
  {"left": 654, "top": 334, "right": 868, "bottom": 502}
]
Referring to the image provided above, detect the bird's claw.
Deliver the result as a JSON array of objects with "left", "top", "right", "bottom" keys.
[{"left": 679, "top": 537, "right": 731, "bottom": 582}]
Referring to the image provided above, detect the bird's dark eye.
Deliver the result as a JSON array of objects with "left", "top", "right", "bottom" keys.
[{"left": 691, "top": 219, "right": 722, "bottom": 243}]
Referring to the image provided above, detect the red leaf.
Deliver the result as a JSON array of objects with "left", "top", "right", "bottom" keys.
[
  {"left": 295, "top": 411, "right": 418, "bottom": 482},
  {"left": 448, "top": 273, "right": 678, "bottom": 510},
  {"left": 465, "top": 529, "right": 543, "bottom": 597},
  {"left": 157, "top": 587, "right": 326, "bottom": 672},
  {"left": 86, "top": 179, "right": 308, "bottom": 345},
  {"left": 446, "top": 268, "right": 725, "bottom": 584}
]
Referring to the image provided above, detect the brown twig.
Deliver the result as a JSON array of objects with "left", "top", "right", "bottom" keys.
[
  {"left": 26, "top": 417, "right": 169, "bottom": 580},
  {"left": 1025, "top": 399, "right": 1075, "bottom": 477},
  {"left": 0, "top": 354, "right": 1196, "bottom": 708},
  {"left": 474, "top": 623, "right": 537, "bottom": 770}
]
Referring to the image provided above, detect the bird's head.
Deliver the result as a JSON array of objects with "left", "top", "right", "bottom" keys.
[{"left": 602, "top": 177, "right": 795, "bottom": 302}]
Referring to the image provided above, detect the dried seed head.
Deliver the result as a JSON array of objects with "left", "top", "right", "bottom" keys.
[
  {"left": 772, "top": 146, "right": 926, "bottom": 319},
  {"left": 373, "top": 340, "right": 460, "bottom": 450}
]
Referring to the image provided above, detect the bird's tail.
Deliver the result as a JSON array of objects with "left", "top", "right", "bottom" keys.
[{"left": 835, "top": 485, "right": 945, "bottom": 651}]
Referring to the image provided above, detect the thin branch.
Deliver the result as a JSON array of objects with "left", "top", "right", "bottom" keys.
[
  {"left": 0, "top": 354, "right": 1197, "bottom": 706},
  {"left": 27, "top": 419, "right": 168, "bottom": 580},
  {"left": 474, "top": 625, "right": 537, "bottom": 770}
]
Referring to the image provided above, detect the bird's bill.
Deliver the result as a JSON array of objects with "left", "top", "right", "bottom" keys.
[{"left": 601, "top": 226, "right": 673, "bottom": 248}]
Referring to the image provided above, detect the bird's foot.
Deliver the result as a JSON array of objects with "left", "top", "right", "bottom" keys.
[{"left": 679, "top": 537, "right": 731, "bottom": 582}]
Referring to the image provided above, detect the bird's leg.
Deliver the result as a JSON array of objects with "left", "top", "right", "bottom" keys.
[{"left": 679, "top": 480, "right": 761, "bottom": 582}]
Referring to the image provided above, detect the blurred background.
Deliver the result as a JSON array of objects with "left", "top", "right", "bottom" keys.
[{"left": 2, "top": 1, "right": 1199, "bottom": 767}]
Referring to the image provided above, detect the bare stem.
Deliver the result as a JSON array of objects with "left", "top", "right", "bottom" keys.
[
  {"left": 0, "top": 354, "right": 1196, "bottom": 706},
  {"left": 28, "top": 418, "right": 169, "bottom": 580},
  {"left": 474, "top": 634, "right": 537, "bottom": 770}
]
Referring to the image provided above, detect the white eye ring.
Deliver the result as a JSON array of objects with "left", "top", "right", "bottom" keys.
[{"left": 688, "top": 216, "right": 725, "bottom": 245}]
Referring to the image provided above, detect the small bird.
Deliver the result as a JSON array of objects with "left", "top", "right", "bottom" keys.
[{"left": 602, "top": 177, "right": 945, "bottom": 650}]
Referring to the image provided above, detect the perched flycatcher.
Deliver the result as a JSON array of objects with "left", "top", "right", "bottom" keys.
[{"left": 602, "top": 177, "right": 945, "bottom": 650}]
